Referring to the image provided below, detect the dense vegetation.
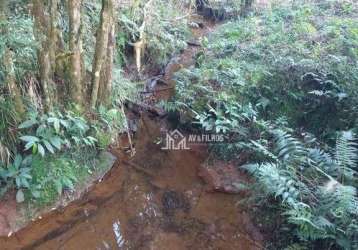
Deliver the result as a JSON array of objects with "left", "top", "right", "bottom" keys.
[
  {"left": 166, "top": 1, "right": 358, "bottom": 249},
  {"left": 0, "top": 0, "right": 357, "bottom": 249},
  {"left": 0, "top": 0, "right": 191, "bottom": 205}
]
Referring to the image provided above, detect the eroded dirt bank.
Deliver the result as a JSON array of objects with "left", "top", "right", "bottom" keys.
[{"left": 0, "top": 16, "right": 263, "bottom": 250}]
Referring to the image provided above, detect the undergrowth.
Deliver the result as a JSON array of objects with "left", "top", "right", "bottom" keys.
[
  {"left": 164, "top": 0, "right": 358, "bottom": 249},
  {"left": 117, "top": 0, "right": 190, "bottom": 67}
]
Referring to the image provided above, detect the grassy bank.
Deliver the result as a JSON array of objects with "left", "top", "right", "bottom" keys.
[{"left": 166, "top": 1, "right": 358, "bottom": 249}]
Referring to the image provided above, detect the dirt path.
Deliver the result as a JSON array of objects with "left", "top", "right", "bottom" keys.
[{"left": 0, "top": 16, "right": 263, "bottom": 250}]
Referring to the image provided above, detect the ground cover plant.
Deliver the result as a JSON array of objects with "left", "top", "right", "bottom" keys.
[{"left": 166, "top": 0, "right": 358, "bottom": 248}]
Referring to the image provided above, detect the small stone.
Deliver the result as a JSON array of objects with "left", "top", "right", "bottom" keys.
[{"left": 198, "top": 161, "right": 249, "bottom": 194}]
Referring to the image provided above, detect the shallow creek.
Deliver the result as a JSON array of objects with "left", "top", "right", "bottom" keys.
[{"left": 0, "top": 18, "right": 263, "bottom": 250}]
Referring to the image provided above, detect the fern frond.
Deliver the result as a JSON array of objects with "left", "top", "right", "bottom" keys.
[
  {"left": 332, "top": 185, "right": 358, "bottom": 216},
  {"left": 335, "top": 131, "right": 358, "bottom": 183},
  {"left": 273, "top": 129, "right": 307, "bottom": 162},
  {"left": 248, "top": 162, "right": 300, "bottom": 205}
]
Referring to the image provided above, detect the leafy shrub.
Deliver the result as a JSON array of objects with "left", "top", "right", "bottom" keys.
[
  {"left": 18, "top": 111, "right": 97, "bottom": 157},
  {"left": 167, "top": 1, "right": 358, "bottom": 248},
  {"left": 95, "top": 106, "right": 127, "bottom": 149},
  {"left": 0, "top": 13, "right": 37, "bottom": 82},
  {"left": 0, "top": 97, "right": 21, "bottom": 163},
  {"left": 28, "top": 155, "right": 83, "bottom": 205},
  {"left": 169, "top": 0, "right": 358, "bottom": 143},
  {"left": 244, "top": 130, "right": 358, "bottom": 249},
  {"left": 118, "top": 0, "right": 190, "bottom": 67},
  {"left": 0, "top": 154, "right": 32, "bottom": 201}
]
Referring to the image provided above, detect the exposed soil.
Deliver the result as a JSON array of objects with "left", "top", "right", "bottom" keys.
[{"left": 0, "top": 15, "right": 263, "bottom": 250}]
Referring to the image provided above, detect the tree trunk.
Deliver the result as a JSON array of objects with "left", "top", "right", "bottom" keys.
[
  {"left": 68, "top": 0, "right": 83, "bottom": 106},
  {"left": 241, "top": 0, "right": 254, "bottom": 17},
  {"left": 49, "top": 0, "right": 59, "bottom": 72},
  {"left": 4, "top": 49, "right": 26, "bottom": 116},
  {"left": 32, "top": 0, "right": 57, "bottom": 111},
  {"left": 98, "top": 13, "right": 115, "bottom": 107},
  {"left": 90, "top": 0, "right": 112, "bottom": 109},
  {"left": 1, "top": 1, "right": 25, "bottom": 116}
]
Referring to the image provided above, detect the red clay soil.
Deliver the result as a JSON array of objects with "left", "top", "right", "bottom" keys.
[
  {"left": 198, "top": 161, "right": 251, "bottom": 194},
  {"left": 0, "top": 192, "right": 17, "bottom": 237}
]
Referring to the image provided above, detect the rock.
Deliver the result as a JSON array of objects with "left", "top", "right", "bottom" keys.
[
  {"left": 187, "top": 40, "right": 201, "bottom": 47},
  {"left": 188, "top": 22, "right": 204, "bottom": 29},
  {"left": 198, "top": 161, "right": 248, "bottom": 194},
  {"left": 161, "top": 191, "right": 190, "bottom": 216},
  {"left": 197, "top": 0, "right": 239, "bottom": 21},
  {"left": 97, "top": 151, "right": 117, "bottom": 171}
]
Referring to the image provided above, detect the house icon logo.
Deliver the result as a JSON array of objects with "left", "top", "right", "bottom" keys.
[{"left": 162, "top": 129, "right": 190, "bottom": 150}]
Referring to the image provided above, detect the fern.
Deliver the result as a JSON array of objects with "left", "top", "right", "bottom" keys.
[
  {"left": 272, "top": 129, "right": 307, "bottom": 162},
  {"left": 245, "top": 130, "right": 358, "bottom": 248},
  {"left": 335, "top": 131, "right": 358, "bottom": 184}
]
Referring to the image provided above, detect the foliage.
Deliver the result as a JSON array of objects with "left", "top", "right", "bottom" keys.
[
  {"left": 0, "top": 12, "right": 37, "bottom": 83},
  {"left": 0, "top": 108, "right": 103, "bottom": 203},
  {"left": 0, "top": 0, "right": 149, "bottom": 210},
  {"left": 95, "top": 105, "right": 126, "bottom": 149},
  {"left": 0, "top": 97, "right": 21, "bottom": 163},
  {"left": 81, "top": 1, "right": 102, "bottom": 71},
  {"left": 167, "top": 1, "right": 358, "bottom": 248},
  {"left": 18, "top": 111, "right": 97, "bottom": 157},
  {"left": 111, "top": 68, "right": 138, "bottom": 106},
  {"left": 244, "top": 130, "right": 358, "bottom": 249},
  {"left": 0, "top": 154, "right": 32, "bottom": 202},
  {"left": 0, "top": 146, "right": 98, "bottom": 204},
  {"left": 117, "top": 0, "right": 190, "bottom": 67},
  {"left": 28, "top": 155, "right": 80, "bottom": 205},
  {"left": 169, "top": 0, "right": 358, "bottom": 143}
]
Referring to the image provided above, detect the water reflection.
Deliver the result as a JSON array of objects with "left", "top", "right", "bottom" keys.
[{"left": 113, "top": 220, "right": 125, "bottom": 248}]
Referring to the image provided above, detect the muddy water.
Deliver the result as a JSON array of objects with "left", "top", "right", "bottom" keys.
[
  {"left": 0, "top": 114, "right": 262, "bottom": 250},
  {"left": 0, "top": 18, "right": 263, "bottom": 250}
]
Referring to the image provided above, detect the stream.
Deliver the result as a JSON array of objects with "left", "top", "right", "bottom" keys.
[{"left": 0, "top": 17, "right": 263, "bottom": 250}]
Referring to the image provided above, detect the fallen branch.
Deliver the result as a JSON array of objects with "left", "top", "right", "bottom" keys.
[
  {"left": 121, "top": 105, "right": 135, "bottom": 157},
  {"left": 139, "top": 86, "right": 174, "bottom": 94},
  {"left": 187, "top": 40, "right": 201, "bottom": 47},
  {"left": 122, "top": 160, "right": 155, "bottom": 177}
]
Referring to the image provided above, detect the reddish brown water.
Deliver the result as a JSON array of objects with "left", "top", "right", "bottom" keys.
[
  {"left": 0, "top": 114, "right": 263, "bottom": 250},
  {"left": 0, "top": 18, "right": 263, "bottom": 250}
]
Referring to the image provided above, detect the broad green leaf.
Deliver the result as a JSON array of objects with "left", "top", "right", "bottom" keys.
[
  {"left": 48, "top": 117, "right": 61, "bottom": 133},
  {"left": 50, "top": 137, "right": 62, "bottom": 150},
  {"left": 14, "top": 155, "right": 22, "bottom": 168},
  {"left": 24, "top": 141, "right": 35, "bottom": 151},
  {"left": 16, "top": 190, "right": 25, "bottom": 203},
  {"left": 15, "top": 177, "right": 21, "bottom": 187},
  {"left": 60, "top": 120, "right": 70, "bottom": 128},
  {"left": 38, "top": 144, "right": 45, "bottom": 157},
  {"left": 54, "top": 119, "right": 60, "bottom": 133},
  {"left": 21, "top": 179, "right": 30, "bottom": 188},
  {"left": 32, "top": 143, "right": 38, "bottom": 154},
  {"left": 20, "top": 136, "right": 40, "bottom": 143},
  {"left": 43, "top": 140, "right": 55, "bottom": 154},
  {"left": 19, "top": 119, "right": 37, "bottom": 129}
]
